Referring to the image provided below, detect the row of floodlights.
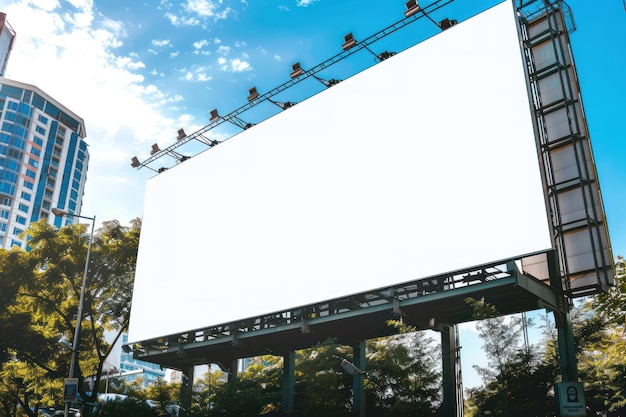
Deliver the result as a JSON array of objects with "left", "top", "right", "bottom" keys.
[{"left": 130, "top": 1, "right": 457, "bottom": 170}]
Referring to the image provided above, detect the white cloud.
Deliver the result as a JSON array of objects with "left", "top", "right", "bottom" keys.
[
  {"left": 0, "top": 0, "right": 188, "bottom": 222},
  {"left": 296, "top": 0, "right": 319, "bottom": 6},
  {"left": 217, "top": 45, "right": 231, "bottom": 55},
  {"left": 165, "top": 12, "right": 200, "bottom": 27},
  {"left": 278, "top": 5, "right": 290, "bottom": 11},
  {"left": 274, "top": 54, "right": 282, "bottom": 61},
  {"left": 180, "top": 66, "right": 213, "bottom": 82},
  {"left": 151, "top": 39, "right": 171, "bottom": 47},
  {"left": 29, "top": 0, "right": 59, "bottom": 12},
  {"left": 193, "top": 39, "right": 209, "bottom": 49},
  {"left": 234, "top": 40, "right": 247, "bottom": 48},
  {"left": 229, "top": 58, "right": 251, "bottom": 72}
]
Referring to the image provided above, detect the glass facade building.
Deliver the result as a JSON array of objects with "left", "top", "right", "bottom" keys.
[
  {"left": 0, "top": 13, "right": 15, "bottom": 77},
  {"left": 119, "top": 333, "right": 167, "bottom": 388},
  {"left": 0, "top": 78, "right": 89, "bottom": 248}
]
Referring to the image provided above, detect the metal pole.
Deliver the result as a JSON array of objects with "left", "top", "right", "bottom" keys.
[{"left": 64, "top": 215, "right": 95, "bottom": 417}]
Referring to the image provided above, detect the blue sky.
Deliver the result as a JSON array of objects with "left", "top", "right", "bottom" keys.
[{"left": 1, "top": 0, "right": 623, "bottom": 389}]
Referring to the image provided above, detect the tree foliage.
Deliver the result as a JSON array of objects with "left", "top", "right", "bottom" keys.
[{"left": 0, "top": 218, "right": 140, "bottom": 417}]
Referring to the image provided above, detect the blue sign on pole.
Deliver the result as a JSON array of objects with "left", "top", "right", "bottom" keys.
[{"left": 63, "top": 378, "right": 79, "bottom": 402}]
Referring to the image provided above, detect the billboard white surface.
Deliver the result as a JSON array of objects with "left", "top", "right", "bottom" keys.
[{"left": 128, "top": 2, "right": 552, "bottom": 343}]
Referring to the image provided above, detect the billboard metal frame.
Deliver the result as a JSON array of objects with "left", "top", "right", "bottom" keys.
[
  {"left": 518, "top": 0, "right": 614, "bottom": 296},
  {"left": 127, "top": 1, "right": 615, "bottom": 416}
]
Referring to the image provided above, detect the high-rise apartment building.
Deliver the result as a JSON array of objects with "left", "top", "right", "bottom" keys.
[
  {"left": 0, "top": 78, "right": 89, "bottom": 249},
  {"left": 0, "top": 13, "right": 16, "bottom": 77}
]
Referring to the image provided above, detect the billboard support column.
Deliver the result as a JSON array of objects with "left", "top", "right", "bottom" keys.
[
  {"left": 227, "top": 359, "right": 239, "bottom": 384},
  {"left": 281, "top": 351, "right": 295, "bottom": 412},
  {"left": 441, "top": 324, "right": 462, "bottom": 417},
  {"left": 179, "top": 366, "right": 194, "bottom": 417},
  {"left": 351, "top": 341, "right": 366, "bottom": 417},
  {"left": 548, "top": 251, "right": 578, "bottom": 382}
]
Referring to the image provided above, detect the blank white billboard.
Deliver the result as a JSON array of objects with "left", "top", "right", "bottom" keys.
[{"left": 128, "top": 1, "right": 552, "bottom": 344}]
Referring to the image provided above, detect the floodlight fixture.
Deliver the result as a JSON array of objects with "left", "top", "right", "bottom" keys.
[
  {"left": 377, "top": 51, "right": 396, "bottom": 61},
  {"left": 342, "top": 33, "right": 357, "bottom": 51},
  {"left": 158, "top": 167, "right": 168, "bottom": 173},
  {"left": 177, "top": 128, "right": 187, "bottom": 140},
  {"left": 210, "top": 109, "right": 220, "bottom": 122},
  {"left": 131, "top": 156, "right": 140, "bottom": 168},
  {"left": 405, "top": 0, "right": 421, "bottom": 17},
  {"left": 248, "top": 87, "right": 260, "bottom": 102},
  {"left": 340, "top": 359, "right": 365, "bottom": 376},
  {"left": 290, "top": 62, "right": 304, "bottom": 79},
  {"left": 150, "top": 143, "right": 160, "bottom": 155},
  {"left": 312, "top": 75, "right": 342, "bottom": 88},
  {"left": 268, "top": 98, "right": 297, "bottom": 111},
  {"left": 439, "top": 18, "right": 458, "bottom": 30}
]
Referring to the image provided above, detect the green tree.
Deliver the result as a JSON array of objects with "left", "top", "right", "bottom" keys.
[
  {"left": 464, "top": 298, "right": 558, "bottom": 417},
  {"left": 365, "top": 321, "right": 442, "bottom": 416},
  {"left": 292, "top": 341, "right": 353, "bottom": 417},
  {"left": 576, "top": 260, "right": 626, "bottom": 415},
  {"left": 0, "top": 218, "right": 140, "bottom": 416},
  {"left": 594, "top": 256, "right": 626, "bottom": 328}
]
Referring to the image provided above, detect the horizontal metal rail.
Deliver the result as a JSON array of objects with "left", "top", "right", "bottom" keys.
[
  {"left": 130, "top": 252, "right": 551, "bottom": 356},
  {"left": 134, "top": 0, "right": 454, "bottom": 170}
]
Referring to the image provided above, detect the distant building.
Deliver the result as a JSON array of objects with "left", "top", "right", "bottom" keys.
[
  {"left": 0, "top": 13, "right": 15, "bottom": 76},
  {"left": 119, "top": 333, "right": 166, "bottom": 388},
  {"left": 0, "top": 78, "right": 89, "bottom": 248}
]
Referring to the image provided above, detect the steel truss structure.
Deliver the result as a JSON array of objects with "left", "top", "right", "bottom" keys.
[
  {"left": 130, "top": 0, "right": 454, "bottom": 172},
  {"left": 518, "top": 0, "right": 614, "bottom": 297}
]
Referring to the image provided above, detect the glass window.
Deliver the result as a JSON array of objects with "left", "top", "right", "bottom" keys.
[
  {"left": 1, "top": 85, "right": 24, "bottom": 100},
  {"left": 13, "top": 227, "right": 23, "bottom": 235},
  {"left": 18, "top": 203, "right": 28, "bottom": 212},
  {"left": 33, "top": 137, "right": 43, "bottom": 146},
  {"left": 0, "top": 210, "right": 8, "bottom": 219},
  {"left": 32, "top": 93, "right": 45, "bottom": 111},
  {"left": 11, "top": 239, "right": 22, "bottom": 248},
  {"left": 16, "top": 215, "right": 26, "bottom": 225},
  {"left": 23, "top": 180, "right": 34, "bottom": 190},
  {"left": 38, "top": 114, "right": 48, "bottom": 124},
  {"left": 0, "top": 223, "right": 6, "bottom": 231},
  {"left": 21, "top": 191, "right": 31, "bottom": 201},
  {"left": 31, "top": 147, "right": 41, "bottom": 157},
  {"left": 25, "top": 169, "right": 36, "bottom": 179},
  {"left": 35, "top": 125, "right": 46, "bottom": 135},
  {"left": 28, "top": 157, "right": 39, "bottom": 168}
]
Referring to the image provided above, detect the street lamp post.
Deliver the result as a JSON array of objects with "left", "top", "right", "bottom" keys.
[{"left": 52, "top": 208, "right": 95, "bottom": 417}]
